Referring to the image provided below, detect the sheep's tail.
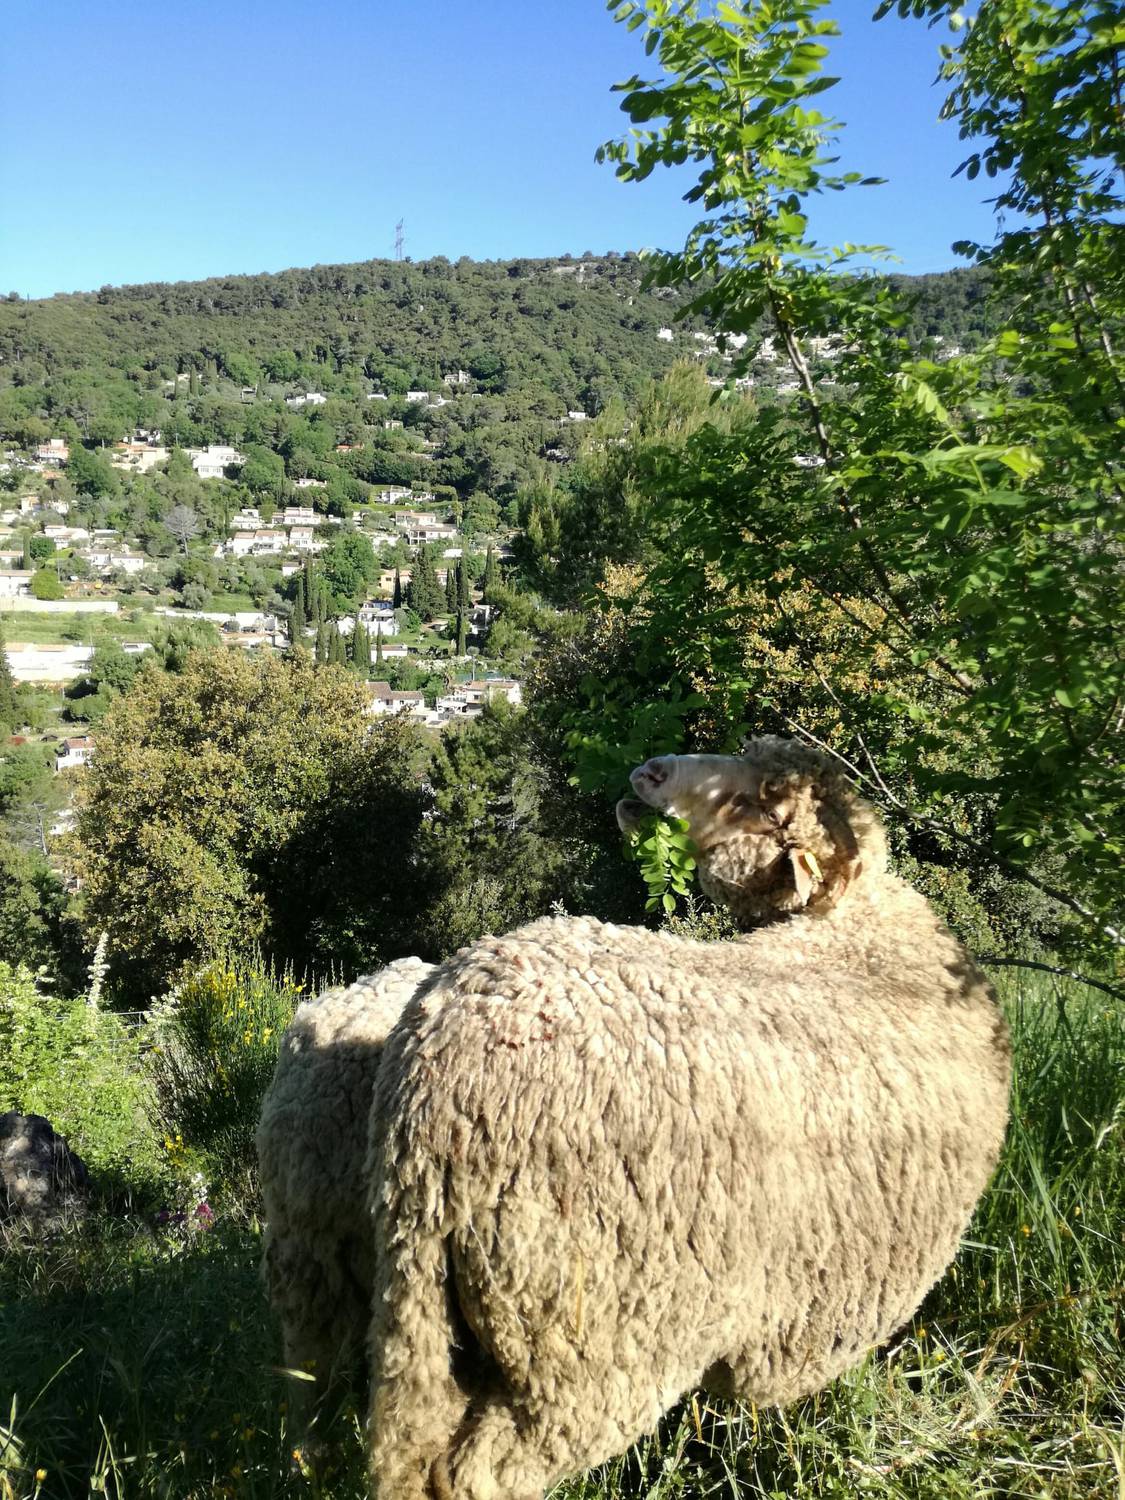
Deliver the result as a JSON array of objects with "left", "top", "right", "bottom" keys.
[{"left": 367, "top": 1167, "right": 466, "bottom": 1500}]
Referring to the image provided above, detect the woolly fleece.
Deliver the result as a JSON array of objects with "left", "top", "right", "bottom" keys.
[
  {"left": 256, "top": 956, "right": 433, "bottom": 1403},
  {"left": 365, "top": 740, "right": 1011, "bottom": 1499}
]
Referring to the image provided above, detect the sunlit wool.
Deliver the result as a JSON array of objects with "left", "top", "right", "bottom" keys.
[
  {"left": 256, "top": 956, "right": 434, "bottom": 1413},
  {"left": 364, "top": 738, "right": 1011, "bottom": 1499}
]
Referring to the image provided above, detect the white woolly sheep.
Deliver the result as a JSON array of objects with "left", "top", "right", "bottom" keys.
[
  {"left": 364, "top": 736, "right": 1011, "bottom": 1500},
  {"left": 256, "top": 956, "right": 433, "bottom": 1414}
]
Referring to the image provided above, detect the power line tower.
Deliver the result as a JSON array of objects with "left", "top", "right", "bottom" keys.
[{"left": 394, "top": 220, "right": 405, "bottom": 261}]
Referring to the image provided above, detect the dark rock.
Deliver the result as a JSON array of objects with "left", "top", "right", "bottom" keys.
[{"left": 0, "top": 1112, "right": 90, "bottom": 1225}]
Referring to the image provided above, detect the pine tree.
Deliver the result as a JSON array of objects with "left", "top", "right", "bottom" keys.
[
  {"left": 392, "top": 568, "right": 403, "bottom": 610},
  {"left": 481, "top": 544, "right": 498, "bottom": 602},
  {"left": 352, "top": 619, "right": 371, "bottom": 674},
  {"left": 315, "top": 622, "right": 330, "bottom": 665},
  {"left": 0, "top": 616, "right": 22, "bottom": 729}
]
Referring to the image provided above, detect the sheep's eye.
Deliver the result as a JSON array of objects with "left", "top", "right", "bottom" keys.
[{"left": 766, "top": 807, "right": 782, "bottom": 826}]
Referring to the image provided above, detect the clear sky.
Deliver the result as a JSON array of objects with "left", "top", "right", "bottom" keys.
[{"left": 0, "top": 0, "right": 997, "bottom": 299}]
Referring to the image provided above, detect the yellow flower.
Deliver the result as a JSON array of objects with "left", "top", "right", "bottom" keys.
[
  {"left": 1020, "top": 1224, "right": 1032, "bottom": 1236},
  {"left": 36, "top": 1471, "right": 48, "bottom": 1484}
]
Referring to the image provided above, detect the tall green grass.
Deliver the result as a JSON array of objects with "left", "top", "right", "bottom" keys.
[{"left": 0, "top": 971, "right": 1121, "bottom": 1499}]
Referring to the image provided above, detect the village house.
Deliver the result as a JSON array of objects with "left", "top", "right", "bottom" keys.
[
  {"left": 55, "top": 736, "right": 95, "bottom": 772},
  {"left": 293, "top": 477, "right": 326, "bottom": 489},
  {"left": 36, "top": 439, "right": 69, "bottom": 464},
  {"left": 404, "top": 390, "right": 430, "bottom": 403},
  {"left": 111, "top": 442, "right": 169, "bottom": 474},
  {"left": 43, "top": 525, "right": 90, "bottom": 543},
  {"left": 276, "top": 506, "right": 323, "bottom": 528},
  {"left": 0, "top": 569, "right": 32, "bottom": 597},
  {"left": 189, "top": 445, "right": 244, "bottom": 480},
  {"left": 363, "top": 680, "right": 428, "bottom": 719},
  {"left": 285, "top": 392, "right": 327, "bottom": 409}
]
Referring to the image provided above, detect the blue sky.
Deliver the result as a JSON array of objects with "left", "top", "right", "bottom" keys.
[{"left": 0, "top": 1, "right": 997, "bottom": 299}]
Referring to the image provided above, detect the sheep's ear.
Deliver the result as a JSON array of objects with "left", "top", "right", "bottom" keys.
[
  {"left": 615, "top": 797, "right": 649, "bottom": 835},
  {"left": 788, "top": 848, "right": 821, "bottom": 906}
]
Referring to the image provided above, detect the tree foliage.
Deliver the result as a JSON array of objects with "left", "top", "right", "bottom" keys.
[
  {"left": 74, "top": 650, "right": 429, "bottom": 1001},
  {"left": 573, "top": 0, "right": 1123, "bottom": 956}
]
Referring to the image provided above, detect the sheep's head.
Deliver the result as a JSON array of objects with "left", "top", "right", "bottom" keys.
[{"left": 616, "top": 736, "right": 887, "bottom": 925}]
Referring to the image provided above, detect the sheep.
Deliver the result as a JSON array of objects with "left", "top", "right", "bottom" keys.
[
  {"left": 364, "top": 736, "right": 1011, "bottom": 1500},
  {"left": 256, "top": 956, "right": 433, "bottom": 1417}
]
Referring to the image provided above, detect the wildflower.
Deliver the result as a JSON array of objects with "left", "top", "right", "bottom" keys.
[
  {"left": 916, "top": 1327, "right": 926, "bottom": 1340},
  {"left": 1073, "top": 1205, "right": 1082, "bottom": 1218},
  {"left": 931, "top": 1348, "right": 946, "bottom": 1363},
  {"left": 36, "top": 1471, "right": 48, "bottom": 1484},
  {"left": 1020, "top": 1224, "right": 1031, "bottom": 1236}
]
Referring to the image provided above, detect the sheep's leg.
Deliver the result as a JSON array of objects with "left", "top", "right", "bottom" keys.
[
  {"left": 266, "top": 1230, "right": 368, "bottom": 1425},
  {"left": 368, "top": 1234, "right": 470, "bottom": 1500},
  {"left": 441, "top": 1382, "right": 661, "bottom": 1500}
]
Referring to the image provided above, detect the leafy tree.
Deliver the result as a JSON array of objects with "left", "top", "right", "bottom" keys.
[
  {"left": 27, "top": 535, "right": 56, "bottom": 564},
  {"left": 320, "top": 530, "right": 377, "bottom": 610},
  {"left": 0, "top": 839, "right": 85, "bottom": 991},
  {"left": 30, "top": 568, "right": 63, "bottom": 601},
  {"left": 68, "top": 445, "right": 119, "bottom": 499},
  {"left": 585, "top": 0, "right": 1124, "bottom": 956},
  {"left": 74, "top": 651, "right": 430, "bottom": 1000}
]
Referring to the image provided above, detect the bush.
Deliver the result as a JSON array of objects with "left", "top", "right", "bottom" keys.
[
  {"left": 0, "top": 961, "right": 163, "bottom": 1190},
  {"left": 147, "top": 956, "right": 299, "bottom": 1185},
  {"left": 30, "top": 568, "right": 63, "bottom": 601}
]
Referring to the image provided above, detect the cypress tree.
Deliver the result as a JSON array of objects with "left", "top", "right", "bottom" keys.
[
  {"left": 481, "top": 544, "right": 498, "bottom": 602},
  {"left": 21, "top": 532, "right": 31, "bottom": 570},
  {"left": 375, "top": 628, "right": 384, "bottom": 668},
  {"left": 292, "top": 572, "right": 307, "bottom": 640},
  {"left": 330, "top": 625, "right": 348, "bottom": 667},
  {"left": 457, "top": 553, "right": 470, "bottom": 611},
  {"left": 456, "top": 610, "right": 468, "bottom": 658},
  {"left": 444, "top": 566, "right": 458, "bottom": 614},
  {"left": 408, "top": 546, "right": 443, "bottom": 622},
  {"left": 392, "top": 568, "right": 403, "bottom": 610},
  {"left": 315, "top": 622, "right": 330, "bottom": 665},
  {"left": 352, "top": 618, "right": 371, "bottom": 674}
]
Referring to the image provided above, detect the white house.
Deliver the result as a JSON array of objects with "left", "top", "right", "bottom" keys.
[
  {"left": 37, "top": 439, "right": 69, "bottom": 464},
  {"left": 277, "top": 506, "right": 323, "bottom": 528},
  {"left": 364, "top": 681, "right": 428, "bottom": 719},
  {"left": 190, "top": 445, "right": 244, "bottom": 480},
  {"left": 0, "top": 569, "right": 32, "bottom": 597},
  {"left": 285, "top": 392, "right": 327, "bottom": 408},
  {"left": 56, "top": 736, "right": 95, "bottom": 771},
  {"left": 657, "top": 327, "right": 675, "bottom": 342},
  {"left": 404, "top": 390, "right": 430, "bottom": 403}
]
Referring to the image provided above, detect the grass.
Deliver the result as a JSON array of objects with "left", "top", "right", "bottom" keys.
[
  {"left": 0, "top": 610, "right": 163, "bottom": 647},
  {"left": 0, "top": 971, "right": 1121, "bottom": 1499}
]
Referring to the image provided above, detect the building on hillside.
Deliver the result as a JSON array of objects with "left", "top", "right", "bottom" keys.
[
  {"left": 285, "top": 392, "right": 327, "bottom": 408},
  {"left": 36, "top": 439, "right": 69, "bottom": 464},
  {"left": 111, "top": 442, "right": 169, "bottom": 473},
  {"left": 0, "top": 570, "right": 33, "bottom": 597},
  {"left": 43, "top": 525, "right": 90, "bottom": 543},
  {"left": 293, "top": 477, "right": 326, "bottom": 489},
  {"left": 374, "top": 486, "right": 412, "bottom": 503},
  {"left": 277, "top": 506, "right": 323, "bottom": 528},
  {"left": 363, "top": 681, "right": 428, "bottom": 719},
  {"left": 189, "top": 446, "right": 244, "bottom": 480},
  {"left": 404, "top": 390, "right": 429, "bottom": 403},
  {"left": 443, "top": 369, "right": 471, "bottom": 388},
  {"left": 377, "top": 567, "right": 411, "bottom": 594},
  {"left": 55, "top": 736, "right": 95, "bottom": 772}
]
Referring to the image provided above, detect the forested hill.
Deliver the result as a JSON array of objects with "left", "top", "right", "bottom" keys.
[{"left": 0, "top": 254, "right": 992, "bottom": 412}]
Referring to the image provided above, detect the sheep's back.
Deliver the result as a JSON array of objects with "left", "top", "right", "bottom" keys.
[{"left": 372, "top": 916, "right": 1009, "bottom": 1407}]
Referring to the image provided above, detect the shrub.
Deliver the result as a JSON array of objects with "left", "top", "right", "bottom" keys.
[
  {"left": 147, "top": 956, "right": 299, "bottom": 1185},
  {"left": 0, "top": 961, "right": 163, "bottom": 1190},
  {"left": 30, "top": 568, "right": 63, "bottom": 601}
]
